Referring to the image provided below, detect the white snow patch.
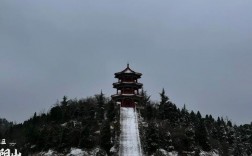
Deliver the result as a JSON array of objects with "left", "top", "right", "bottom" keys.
[
  {"left": 94, "top": 130, "right": 100, "bottom": 134},
  {"left": 157, "top": 149, "right": 168, "bottom": 155},
  {"left": 67, "top": 148, "right": 88, "bottom": 156},
  {"left": 61, "top": 122, "right": 67, "bottom": 127},
  {"left": 200, "top": 150, "right": 219, "bottom": 156},
  {"left": 90, "top": 148, "right": 107, "bottom": 156},
  {"left": 110, "top": 145, "right": 116, "bottom": 153},
  {"left": 168, "top": 151, "right": 178, "bottom": 156},
  {"left": 41, "top": 149, "right": 55, "bottom": 156},
  {"left": 30, "top": 145, "right": 36, "bottom": 149},
  {"left": 155, "top": 149, "right": 178, "bottom": 156},
  {"left": 37, "top": 148, "right": 107, "bottom": 156}
]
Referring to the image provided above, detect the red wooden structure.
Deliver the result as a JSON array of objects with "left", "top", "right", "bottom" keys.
[{"left": 111, "top": 64, "right": 143, "bottom": 108}]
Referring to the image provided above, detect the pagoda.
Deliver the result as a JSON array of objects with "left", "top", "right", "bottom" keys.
[{"left": 111, "top": 64, "right": 143, "bottom": 108}]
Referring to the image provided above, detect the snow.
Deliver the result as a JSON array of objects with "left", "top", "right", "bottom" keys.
[
  {"left": 61, "top": 122, "right": 67, "bottom": 127},
  {"left": 67, "top": 148, "right": 88, "bottom": 156},
  {"left": 90, "top": 148, "right": 107, "bottom": 156},
  {"left": 151, "top": 149, "right": 178, "bottom": 156},
  {"left": 37, "top": 148, "right": 107, "bottom": 156},
  {"left": 155, "top": 149, "right": 178, "bottom": 156},
  {"left": 30, "top": 144, "right": 36, "bottom": 149},
  {"left": 120, "top": 107, "right": 142, "bottom": 156},
  {"left": 42, "top": 149, "right": 55, "bottom": 156},
  {"left": 167, "top": 151, "right": 178, "bottom": 156},
  {"left": 199, "top": 150, "right": 219, "bottom": 156},
  {"left": 39, "top": 148, "right": 88, "bottom": 156},
  {"left": 110, "top": 146, "right": 116, "bottom": 153}
]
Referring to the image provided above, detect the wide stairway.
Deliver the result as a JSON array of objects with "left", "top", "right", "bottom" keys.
[{"left": 119, "top": 107, "right": 142, "bottom": 156}]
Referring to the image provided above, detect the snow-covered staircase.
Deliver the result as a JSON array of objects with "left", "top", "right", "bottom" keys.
[{"left": 119, "top": 107, "right": 142, "bottom": 156}]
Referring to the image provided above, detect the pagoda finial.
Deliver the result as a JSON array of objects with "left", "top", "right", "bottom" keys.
[{"left": 127, "top": 62, "right": 129, "bottom": 68}]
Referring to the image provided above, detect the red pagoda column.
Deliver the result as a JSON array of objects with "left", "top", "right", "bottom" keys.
[{"left": 111, "top": 64, "right": 143, "bottom": 108}]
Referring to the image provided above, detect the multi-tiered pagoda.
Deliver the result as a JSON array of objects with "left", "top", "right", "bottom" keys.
[{"left": 111, "top": 64, "right": 143, "bottom": 108}]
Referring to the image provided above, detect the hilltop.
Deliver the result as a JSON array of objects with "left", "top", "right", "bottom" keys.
[{"left": 1, "top": 90, "right": 252, "bottom": 155}]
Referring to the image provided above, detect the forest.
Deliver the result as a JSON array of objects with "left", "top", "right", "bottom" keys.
[{"left": 1, "top": 89, "right": 252, "bottom": 155}]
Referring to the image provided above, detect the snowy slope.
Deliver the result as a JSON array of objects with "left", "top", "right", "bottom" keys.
[{"left": 120, "top": 107, "right": 142, "bottom": 156}]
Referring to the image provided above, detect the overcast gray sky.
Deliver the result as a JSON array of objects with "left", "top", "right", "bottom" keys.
[{"left": 1, "top": 0, "right": 252, "bottom": 124}]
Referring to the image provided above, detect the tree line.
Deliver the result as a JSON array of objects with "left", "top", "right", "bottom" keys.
[
  {"left": 139, "top": 89, "right": 252, "bottom": 155},
  {"left": 0, "top": 89, "right": 252, "bottom": 155},
  {"left": 1, "top": 92, "right": 116, "bottom": 155}
]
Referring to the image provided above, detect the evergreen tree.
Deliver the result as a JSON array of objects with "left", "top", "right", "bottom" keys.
[
  {"left": 227, "top": 125, "right": 235, "bottom": 145},
  {"left": 140, "top": 89, "right": 151, "bottom": 107},
  {"left": 196, "top": 111, "right": 202, "bottom": 120},
  {"left": 100, "top": 120, "right": 112, "bottom": 155},
  {"left": 0, "top": 131, "right": 2, "bottom": 140},
  {"left": 140, "top": 89, "right": 151, "bottom": 119},
  {"left": 185, "top": 126, "right": 196, "bottom": 151},
  {"left": 96, "top": 91, "right": 105, "bottom": 122},
  {"left": 166, "top": 102, "right": 179, "bottom": 125},
  {"left": 145, "top": 103, "right": 154, "bottom": 121},
  {"left": 146, "top": 122, "right": 159, "bottom": 154},
  {"left": 181, "top": 104, "right": 190, "bottom": 125},
  {"left": 79, "top": 128, "right": 95, "bottom": 149},
  {"left": 247, "top": 134, "right": 252, "bottom": 155},
  {"left": 61, "top": 96, "right": 68, "bottom": 107},
  {"left": 25, "top": 124, "right": 39, "bottom": 144},
  {"left": 159, "top": 125, "right": 173, "bottom": 151},
  {"left": 49, "top": 105, "right": 63, "bottom": 122},
  {"left": 218, "top": 123, "right": 228, "bottom": 143},
  {"left": 190, "top": 111, "right": 197, "bottom": 123},
  {"left": 195, "top": 119, "right": 211, "bottom": 151},
  {"left": 158, "top": 88, "right": 169, "bottom": 120},
  {"left": 107, "top": 100, "right": 115, "bottom": 122},
  {"left": 89, "top": 106, "right": 95, "bottom": 120},
  {"left": 204, "top": 114, "right": 216, "bottom": 139},
  {"left": 233, "top": 141, "right": 244, "bottom": 156}
]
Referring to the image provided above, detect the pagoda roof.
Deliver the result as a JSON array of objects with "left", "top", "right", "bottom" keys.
[{"left": 115, "top": 64, "right": 142, "bottom": 77}]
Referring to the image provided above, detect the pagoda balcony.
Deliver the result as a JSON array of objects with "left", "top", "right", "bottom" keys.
[
  {"left": 111, "top": 93, "right": 143, "bottom": 101},
  {"left": 113, "top": 82, "right": 143, "bottom": 88},
  {"left": 113, "top": 93, "right": 141, "bottom": 96}
]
